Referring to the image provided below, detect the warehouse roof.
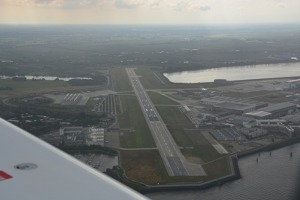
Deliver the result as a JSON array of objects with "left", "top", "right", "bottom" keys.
[{"left": 261, "top": 102, "right": 296, "bottom": 113}]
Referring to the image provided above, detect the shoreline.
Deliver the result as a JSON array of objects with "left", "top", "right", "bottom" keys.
[
  {"left": 162, "top": 61, "right": 300, "bottom": 75},
  {"left": 141, "top": 154, "right": 240, "bottom": 194},
  {"left": 237, "top": 137, "right": 300, "bottom": 158},
  {"left": 163, "top": 61, "right": 300, "bottom": 84},
  {"left": 117, "top": 137, "right": 300, "bottom": 194}
]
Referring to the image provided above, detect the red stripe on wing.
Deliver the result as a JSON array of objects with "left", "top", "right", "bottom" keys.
[{"left": 0, "top": 170, "right": 13, "bottom": 181}]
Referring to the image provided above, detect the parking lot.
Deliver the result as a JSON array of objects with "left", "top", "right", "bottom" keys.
[
  {"left": 73, "top": 153, "right": 118, "bottom": 172},
  {"left": 44, "top": 90, "right": 116, "bottom": 106},
  {"left": 94, "top": 94, "right": 118, "bottom": 114},
  {"left": 219, "top": 79, "right": 289, "bottom": 93}
]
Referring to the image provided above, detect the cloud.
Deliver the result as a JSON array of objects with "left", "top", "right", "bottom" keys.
[
  {"left": 199, "top": 5, "right": 211, "bottom": 11},
  {"left": 114, "top": 0, "right": 145, "bottom": 9},
  {"left": 277, "top": 3, "right": 286, "bottom": 9},
  {"left": 7, "top": 0, "right": 108, "bottom": 9},
  {"left": 168, "top": 1, "right": 190, "bottom": 11},
  {"left": 167, "top": 1, "right": 212, "bottom": 12},
  {"left": 31, "top": 0, "right": 61, "bottom": 6},
  {"left": 34, "top": 0, "right": 55, "bottom": 3},
  {"left": 1, "top": 0, "right": 209, "bottom": 10},
  {"left": 61, "top": 0, "right": 100, "bottom": 9},
  {"left": 149, "top": 1, "right": 160, "bottom": 9}
]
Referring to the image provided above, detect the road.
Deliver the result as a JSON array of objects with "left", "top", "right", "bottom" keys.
[{"left": 126, "top": 68, "right": 206, "bottom": 176}]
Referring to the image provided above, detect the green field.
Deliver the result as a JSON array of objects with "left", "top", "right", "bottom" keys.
[
  {"left": 109, "top": 68, "right": 132, "bottom": 92},
  {"left": 120, "top": 150, "right": 168, "bottom": 184},
  {"left": 147, "top": 91, "right": 179, "bottom": 105},
  {"left": 135, "top": 68, "right": 167, "bottom": 89},
  {"left": 0, "top": 79, "right": 100, "bottom": 100},
  {"left": 118, "top": 95, "right": 155, "bottom": 148},
  {"left": 182, "top": 130, "right": 225, "bottom": 162},
  {"left": 155, "top": 106, "right": 194, "bottom": 147},
  {"left": 182, "top": 145, "right": 223, "bottom": 163},
  {"left": 202, "top": 156, "right": 231, "bottom": 180}
]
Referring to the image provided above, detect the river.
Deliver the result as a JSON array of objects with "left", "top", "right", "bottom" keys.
[
  {"left": 147, "top": 143, "right": 300, "bottom": 200},
  {"left": 164, "top": 62, "right": 300, "bottom": 83}
]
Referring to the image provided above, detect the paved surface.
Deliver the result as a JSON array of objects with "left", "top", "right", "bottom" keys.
[
  {"left": 94, "top": 95, "right": 118, "bottom": 114},
  {"left": 126, "top": 68, "right": 206, "bottom": 176},
  {"left": 62, "top": 93, "right": 82, "bottom": 105},
  {"left": 45, "top": 90, "right": 116, "bottom": 106}
]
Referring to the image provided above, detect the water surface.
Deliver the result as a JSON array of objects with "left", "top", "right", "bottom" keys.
[{"left": 164, "top": 63, "right": 300, "bottom": 83}]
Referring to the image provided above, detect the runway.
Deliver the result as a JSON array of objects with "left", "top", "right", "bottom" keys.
[{"left": 126, "top": 68, "right": 206, "bottom": 176}]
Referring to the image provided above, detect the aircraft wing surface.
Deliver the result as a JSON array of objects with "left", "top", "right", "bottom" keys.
[{"left": 0, "top": 118, "right": 149, "bottom": 200}]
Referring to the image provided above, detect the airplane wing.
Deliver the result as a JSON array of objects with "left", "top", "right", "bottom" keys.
[{"left": 0, "top": 118, "right": 149, "bottom": 200}]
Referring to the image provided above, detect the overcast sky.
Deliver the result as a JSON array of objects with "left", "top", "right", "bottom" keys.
[{"left": 1, "top": 0, "right": 300, "bottom": 24}]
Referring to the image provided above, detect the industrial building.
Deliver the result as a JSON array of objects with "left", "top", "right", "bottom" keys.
[
  {"left": 281, "top": 112, "right": 300, "bottom": 124},
  {"left": 210, "top": 128, "right": 247, "bottom": 141},
  {"left": 261, "top": 102, "right": 296, "bottom": 118},
  {"left": 182, "top": 105, "right": 191, "bottom": 112},
  {"left": 86, "top": 127, "right": 105, "bottom": 146},
  {"left": 245, "top": 102, "right": 296, "bottom": 119},
  {"left": 214, "top": 79, "right": 228, "bottom": 85},
  {"left": 226, "top": 116, "right": 256, "bottom": 128},
  {"left": 59, "top": 126, "right": 83, "bottom": 136},
  {"left": 201, "top": 111, "right": 232, "bottom": 122},
  {"left": 59, "top": 127, "right": 85, "bottom": 146},
  {"left": 256, "top": 119, "right": 294, "bottom": 137},
  {"left": 213, "top": 102, "right": 256, "bottom": 114},
  {"left": 244, "top": 111, "right": 272, "bottom": 119},
  {"left": 201, "top": 96, "right": 268, "bottom": 109},
  {"left": 240, "top": 128, "right": 268, "bottom": 139}
]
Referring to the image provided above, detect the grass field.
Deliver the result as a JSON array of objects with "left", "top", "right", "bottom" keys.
[
  {"left": 182, "top": 130, "right": 225, "bottom": 162},
  {"left": 155, "top": 106, "right": 194, "bottom": 147},
  {"left": 182, "top": 145, "right": 223, "bottom": 163},
  {"left": 180, "top": 129, "right": 230, "bottom": 181},
  {"left": 147, "top": 91, "right": 179, "bottom": 105},
  {"left": 135, "top": 68, "right": 167, "bottom": 89},
  {"left": 202, "top": 156, "right": 231, "bottom": 180},
  {"left": 120, "top": 150, "right": 168, "bottom": 184},
  {"left": 118, "top": 95, "right": 155, "bottom": 148},
  {"left": 109, "top": 68, "right": 132, "bottom": 92},
  {"left": 120, "top": 150, "right": 231, "bottom": 185},
  {"left": 0, "top": 79, "right": 100, "bottom": 100}
]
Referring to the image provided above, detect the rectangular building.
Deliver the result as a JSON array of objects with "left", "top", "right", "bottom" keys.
[{"left": 213, "top": 102, "right": 256, "bottom": 114}]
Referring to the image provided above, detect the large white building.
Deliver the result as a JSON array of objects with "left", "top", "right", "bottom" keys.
[{"left": 86, "top": 128, "right": 105, "bottom": 146}]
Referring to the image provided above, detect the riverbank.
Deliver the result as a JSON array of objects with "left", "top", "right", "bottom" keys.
[
  {"left": 148, "top": 142, "right": 300, "bottom": 200},
  {"left": 142, "top": 155, "right": 240, "bottom": 194},
  {"left": 110, "top": 154, "right": 240, "bottom": 194},
  {"left": 113, "top": 136, "right": 300, "bottom": 194},
  {"left": 237, "top": 137, "right": 300, "bottom": 158}
]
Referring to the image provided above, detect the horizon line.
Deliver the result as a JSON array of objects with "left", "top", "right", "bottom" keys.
[{"left": 0, "top": 22, "right": 300, "bottom": 26}]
